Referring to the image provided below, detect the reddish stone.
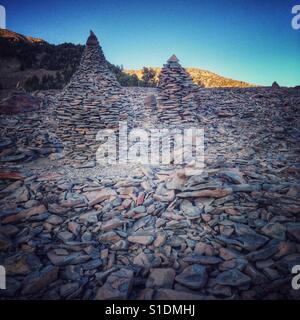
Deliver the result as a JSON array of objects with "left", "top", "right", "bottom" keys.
[
  {"left": 136, "top": 192, "right": 145, "bottom": 205},
  {"left": 2, "top": 205, "right": 47, "bottom": 224},
  {"left": 0, "top": 172, "right": 26, "bottom": 180}
]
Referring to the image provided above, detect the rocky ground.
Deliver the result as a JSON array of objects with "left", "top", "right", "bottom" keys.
[{"left": 0, "top": 86, "right": 300, "bottom": 300}]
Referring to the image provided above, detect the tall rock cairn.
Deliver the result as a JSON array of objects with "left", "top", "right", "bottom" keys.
[
  {"left": 157, "top": 55, "right": 199, "bottom": 126},
  {"left": 55, "top": 31, "right": 131, "bottom": 160}
]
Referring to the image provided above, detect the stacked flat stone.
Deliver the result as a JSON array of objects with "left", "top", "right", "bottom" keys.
[
  {"left": 157, "top": 55, "right": 199, "bottom": 126},
  {"left": 55, "top": 31, "right": 131, "bottom": 160}
]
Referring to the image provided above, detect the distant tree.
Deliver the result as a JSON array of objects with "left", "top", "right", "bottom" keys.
[
  {"left": 41, "top": 75, "right": 50, "bottom": 90},
  {"left": 106, "top": 63, "right": 142, "bottom": 87},
  {"left": 47, "top": 75, "right": 55, "bottom": 88},
  {"left": 55, "top": 71, "right": 63, "bottom": 88},
  {"left": 128, "top": 74, "right": 140, "bottom": 87},
  {"left": 20, "top": 63, "right": 26, "bottom": 71},
  {"left": 141, "top": 67, "right": 157, "bottom": 87},
  {"left": 24, "top": 75, "right": 40, "bottom": 91}
]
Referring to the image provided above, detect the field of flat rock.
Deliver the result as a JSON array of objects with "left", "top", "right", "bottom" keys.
[
  {"left": 0, "top": 32, "right": 300, "bottom": 300},
  {"left": 0, "top": 84, "right": 299, "bottom": 300}
]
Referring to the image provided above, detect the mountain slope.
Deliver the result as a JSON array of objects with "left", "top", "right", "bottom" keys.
[
  {"left": 0, "top": 29, "right": 139, "bottom": 90},
  {"left": 0, "top": 29, "right": 84, "bottom": 90},
  {"left": 0, "top": 29, "right": 46, "bottom": 44},
  {"left": 125, "top": 67, "right": 257, "bottom": 88}
]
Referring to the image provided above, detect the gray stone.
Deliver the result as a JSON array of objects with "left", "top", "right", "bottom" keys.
[
  {"left": 286, "top": 222, "right": 300, "bottom": 242},
  {"left": 215, "top": 269, "right": 251, "bottom": 287},
  {"left": 183, "top": 254, "right": 222, "bottom": 265},
  {"left": 60, "top": 282, "right": 80, "bottom": 298},
  {"left": 146, "top": 268, "right": 176, "bottom": 289},
  {"left": 95, "top": 268, "right": 134, "bottom": 300},
  {"left": 128, "top": 233, "right": 154, "bottom": 245},
  {"left": 57, "top": 231, "right": 74, "bottom": 243},
  {"left": 21, "top": 265, "right": 59, "bottom": 295},
  {"left": 247, "top": 245, "right": 279, "bottom": 261},
  {"left": 175, "top": 265, "right": 208, "bottom": 289},
  {"left": 47, "top": 250, "right": 90, "bottom": 266},
  {"left": 180, "top": 200, "right": 202, "bottom": 219},
  {"left": 235, "top": 233, "right": 269, "bottom": 251},
  {"left": 261, "top": 223, "right": 286, "bottom": 240}
]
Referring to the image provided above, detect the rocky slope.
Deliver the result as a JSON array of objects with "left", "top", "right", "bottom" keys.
[{"left": 0, "top": 85, "right": 300, "bottom": 300}]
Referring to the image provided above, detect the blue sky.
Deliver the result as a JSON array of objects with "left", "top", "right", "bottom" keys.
[{"left": 1, "top": 0, "right": 300, "bottom": 86}]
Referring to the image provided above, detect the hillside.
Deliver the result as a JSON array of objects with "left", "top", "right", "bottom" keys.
[
  {"left": 0, "top": 29, "right": 84, "bottom": 90},
  {"left": 0, "top": 29, "right": 139, "bottom": 90},
  {"left": 125, "top": 67, "right": 257, "bottom": 88},
  {"left": 0, "top": 28, "right": 46, "bottom": 44}
]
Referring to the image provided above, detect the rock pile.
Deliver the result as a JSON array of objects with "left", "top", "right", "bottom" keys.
[
  {"left": 272, "top": 82, "right": 280, "bottom": 90},
  {"left": 1, "top": 47, "right": 300, "bottom": 301},
  {"left": 0, "top": 157, "right": 300, "bottom": 300},
  {"left": 125, "top": 87, "right": 158, "bottom": 127},
  {"left": 54, "top": 31, "right": 132, "bottom": 160},
  {"left": 157, "top": 55, "right": 199, "bottom": 126},
  {"left": 0, "top": 90, "right": 61, "bottom": 163},
  {"left": 1, "top": 86, "right": 299, "bottom": 300},
  {"left": 144, "top": 94, "right": 157, "bottom": 112}
]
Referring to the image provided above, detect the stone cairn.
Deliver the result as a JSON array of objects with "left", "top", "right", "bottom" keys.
[
  {"left": 157, "top": 55, "right": 199, "bottom": 126},
  {"left": 55, "top": 31, "right": 132, "bottom": 161}
]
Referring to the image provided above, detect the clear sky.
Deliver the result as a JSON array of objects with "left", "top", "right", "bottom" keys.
[{"left": 1, "top": 0, "right": 300, "bottom": 86}]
